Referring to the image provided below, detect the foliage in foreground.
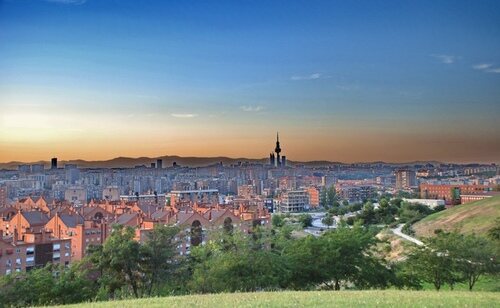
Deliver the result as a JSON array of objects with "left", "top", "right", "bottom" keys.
[{"left": 0, "top": 222, "right": 498, "bottom": 307}]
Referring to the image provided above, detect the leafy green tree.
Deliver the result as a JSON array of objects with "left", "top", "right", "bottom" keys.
[
  {"left": 271, "top": 214, "right": 285, "bottom": 228},
  {"left": 140, "top": 224, "right": 180, "bottom": 296},
  {"left": 322, "top": 213, "right": 334, "bottom": 228},
  {"left": 0, "top": 263, "right": 97, "bottom": 307},
  {"left": 326, "top": 185, "right": 337, "bottom": 208},
  {"left": 452, "top": 233, "right": 499, "bottom": 291},
  {"left": 189, "top": 229, "right": 289, "bottom": 293},
  {"left": 284, "top": 224, "right": 383, "bottom": 290},
  {"left": 298, "top": 214, "right": 313, "bottom": 228},
  {"left": 91, "top": 224, "right": 142, "bottom": 298},
  {"left": 52, "top": 262, "right": 99, "bottom": 304},
  {"left": 0, "top": 267, "right": 53, "bottom": 306},
  {"left": 393, "top": 261, "right": 424, "bottom": 290},
  {"left": 320, "top": 188, "right": 328, "bottom": 208},
  {"left": 488, "top": 218, "right": 500, "bottom": 241},
  {"left": 407, "top": 232, "right": 462, "bottom": 290},
  {"left": 321, "top": 225, "right": 379, "bottom": 290}
]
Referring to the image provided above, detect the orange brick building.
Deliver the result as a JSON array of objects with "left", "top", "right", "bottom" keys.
[
  {"left": 420, "top": 183, "right": 492, "bottom": 205},
  {"left": 0, "top": 229, "right": 71, "bottom": 275}
]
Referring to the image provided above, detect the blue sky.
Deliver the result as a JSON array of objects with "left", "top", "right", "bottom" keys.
[{"left": 1, "top": 0, "right": 499, "bottom": 163}]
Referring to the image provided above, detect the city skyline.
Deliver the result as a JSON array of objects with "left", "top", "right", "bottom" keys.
[{"left": 1, "top": 0, "right": 500, "bottom": 163}]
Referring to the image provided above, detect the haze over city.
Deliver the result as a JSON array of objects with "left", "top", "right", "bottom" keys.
[{"left": 1, "top": 0, "right": 499, "bottom": 163}]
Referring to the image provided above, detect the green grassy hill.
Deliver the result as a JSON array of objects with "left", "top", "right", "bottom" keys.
[
  {"left": 413, "top": 196, "right": 500, "bottom": 238},
  {"left": 54, "top": 291, "right": 500, "bottom": 307}
]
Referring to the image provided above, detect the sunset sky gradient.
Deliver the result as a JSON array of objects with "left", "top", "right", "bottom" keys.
[{"left": 1, "top": 0, "right": 499, "bottom": 163}]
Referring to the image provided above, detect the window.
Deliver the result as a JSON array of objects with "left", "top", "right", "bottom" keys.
[
  {"left": 15, "top": 258, "right": 21, "bottom": 266},
  {"left": 26, "top": 256, "right": 34, "bottom": 263},
  {"left": 26, "top": 246, "right": 35, "bottom": 255},
  {"left": 64, "top": 242, "right": 70, "bottom": 249},
  {"left": 15, "top": 248, "right": 20, "bottom": 254},
  {"left": 6, "top": 269, "right": 11, "bottom": 275},
  {"left": 53, "top": 243, "right": 61, "bottom": 252},
  {"left": 6, "top": 260, "right": 11, "bottom": 267},
  {"left": 53, "top": 252, "right": 60, "bottom": 261},
  {"left": 65, "top": 252, "right": 69, "bottom": 257}
]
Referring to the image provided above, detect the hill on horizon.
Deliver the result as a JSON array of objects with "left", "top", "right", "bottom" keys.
[
  {"left": 413, "top": 196, "right": 500, "bottom": 238},
  {"left": 0, "top": 156, "right": 445, "bottom": 170}
]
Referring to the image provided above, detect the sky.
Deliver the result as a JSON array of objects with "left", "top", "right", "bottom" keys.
[{"left": 1, "top": 0, "right": 499, "bottom": 163}]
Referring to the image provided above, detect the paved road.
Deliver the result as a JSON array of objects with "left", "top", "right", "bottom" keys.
[{"left": 391, "top": 224, "right": 424, "bottom": 246}]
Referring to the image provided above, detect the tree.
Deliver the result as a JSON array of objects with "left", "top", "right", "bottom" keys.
[
  {"left": 453, "top": 233, "right": 499, "bottom": 291},
  {"left": 140, "top": 224, "right": 180, "bottom": 296},
  {"left": 0, "top": 266, "right": 55, "bottom": 306},
  {"left": 326, "top": 185, "right": 337, "bottom": 208},
  {"left": 189, "top": 229, "right": 289, "bottom": 293},
  {"left": 91, "top": 224, "right": 142, "bottom": 298},
  {"left": 272, "top": 214, "right": 285, "bottom": 228},
  {"left": 284, "top": 224, "right": 383, "bottom": 290},
  {"left": 322, "top": 213, "right": 334, "bottom": 228},
  {"left": 52, "top": 262, "right": 98, "bottom": 305},
  {"left": 407, "top": 232, "right": 462, "bottom": 291},
  {"left": 320, "top": 188, "right": 328, "bottom": 208},
  {"left": 298, "top": 214, "right": 313, "bottom": 228},
  {"left": 488, "top": 218, "right": 500, "bottom": 241},
  {"left": 0, "top": 263, "right": 97, "bottom": 307}
]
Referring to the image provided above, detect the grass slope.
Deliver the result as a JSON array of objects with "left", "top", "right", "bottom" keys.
[
  {"left": 413, "top": 196, "right": 500, "bottom": 238},
  {"left": 54, "top": 291, "right": 500, "bottom": 307}
]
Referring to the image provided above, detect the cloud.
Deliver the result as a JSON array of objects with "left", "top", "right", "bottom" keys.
[
  {"left": 240, "top": 105, "right": 264, "bottom": 112},
  {"left": 43, "top": 0, "right": 87, "bottom": 4},
  {"left": 485, "top": 68, "right": 500, "bottom": 73},
  {"left": 472, "top": 63, "right": 493, "bottom": 70},
  {"left": 291, "top": 73, "right": 323, "bottom": 81},
  {"left": 171, "top": 113, "right": 198, "bottom": 118},
  {"left": 336, "top": 84, "right": 360, "bottom": 91},
  {"left": 431, "top": 54, "right": 459, "bottom": 64},
  {"left": 473, "top": 63, "right": 500, "bottom": 73}
]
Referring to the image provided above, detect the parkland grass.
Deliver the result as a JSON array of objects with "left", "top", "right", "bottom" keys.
[{"left": 53, "top": 290, "right": 500, "bottom": 308}]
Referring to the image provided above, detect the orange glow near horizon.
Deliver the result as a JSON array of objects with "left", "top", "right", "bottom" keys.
[{"left": 1, "top": 115, "right": 499, "bottom": 164}]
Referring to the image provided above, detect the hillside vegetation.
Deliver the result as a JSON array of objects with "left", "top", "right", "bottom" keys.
[
  {"left": 413, "top": 196, "right": 500, "bottom": 238},
  {"left": 55, "top": 291, "right": 500, "bottom": 308}
]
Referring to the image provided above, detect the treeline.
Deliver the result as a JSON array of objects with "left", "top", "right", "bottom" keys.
[
  {"left": 319, "top": 186, "right": 442, "bottom": 229},
  {"left": 0, "top": 222, "right": 498, "bottom": 307}
]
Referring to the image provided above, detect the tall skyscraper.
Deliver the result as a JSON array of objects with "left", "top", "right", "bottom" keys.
[
  {"left": 156, "top": 159, "right": 163, "bottom": 169},
  {"left": 395, "top": 169, "right": 416, "bottom": 189},
  {"left": 269, "top": 153, "right": 275, "bottom": 166},
  {"left": 51, "top": 157, "right": 58, "bottom": 170}
]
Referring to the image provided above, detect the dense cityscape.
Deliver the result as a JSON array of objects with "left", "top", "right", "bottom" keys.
[{"left": 0, "top": 134, "right": 498, "bottom": 275}]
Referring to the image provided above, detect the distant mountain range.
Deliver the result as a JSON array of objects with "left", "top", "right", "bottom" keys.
[{"left": 0, "top": 156, "right": 454, "bottom": 170}]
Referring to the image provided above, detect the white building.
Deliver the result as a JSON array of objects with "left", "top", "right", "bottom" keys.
[
  {"left": 279, "top": 190, "right": 309, "bottom": 213},
  {"left": 403, "top": 198, "right": 445, "bottom": 209}
]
